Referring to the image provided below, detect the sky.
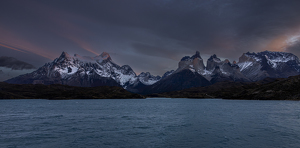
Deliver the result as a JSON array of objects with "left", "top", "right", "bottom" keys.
[{"left": 1, "top": 0, "right": 300, "bottom": 81}]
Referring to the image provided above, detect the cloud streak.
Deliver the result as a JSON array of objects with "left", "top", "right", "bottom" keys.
[
  {"left": 0, "top": 25, "right": 55, "bottom": 60},
  {"left": 0, "top": 43, "right": 26, "bottom": 53},
  {"left": 0, "top": 56, "right": 36, "bottom": 70}
]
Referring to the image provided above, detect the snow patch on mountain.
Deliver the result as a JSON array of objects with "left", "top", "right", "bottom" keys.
[
  {"left": 140, "top": 79, "right": 160, "bottom": 85},
  {"left": 237, "top": 51, "right": 300, "bottom": 81},
  {"left": 189, "top": 68, "right": 195, "bottom": 73},
  {"left": 138, "top": 72, "right": 161, "bottom": 85},
  {"left": 162, "top": 70, "right": 175, "bottom": 79},
  {"left": 244, "top": 52, "right": 261, "bottom": 62},
  {"left": 112, "top": 69, "right": 137, "bottom": 86},
  {"left": 238, "top": 61, "right": 253, "bottom": 71}
]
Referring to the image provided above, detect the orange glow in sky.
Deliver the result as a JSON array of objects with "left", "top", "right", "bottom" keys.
[
  {"left": 0, "top": 25, "right": 56, "bottom": 60},
  {"left": 0, "top": 43, "right": 26, "bottom": 53},
  {"left": 70, "top": 39, "right": 99, "bottom": 56}
]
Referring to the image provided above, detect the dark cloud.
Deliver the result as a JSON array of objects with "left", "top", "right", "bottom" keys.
[
  {"left": 0, "top": 57, "right": 36, "bottom": 70},
  {"left": 0, "top": 70, "right": 3, "bottom": 75},
  {"left": 1, "top": 0, "right": 300, "bottom": 75},
  {"left": 286, "top": 43, "right": 300, "bottom": 56},
  {"left": 131, "top": 43, "right": 187, "bottom": 61}
]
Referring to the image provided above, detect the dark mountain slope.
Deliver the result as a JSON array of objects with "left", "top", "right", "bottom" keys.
[{"left": 143, "top": 69, "right": 211, "bottom": 94}]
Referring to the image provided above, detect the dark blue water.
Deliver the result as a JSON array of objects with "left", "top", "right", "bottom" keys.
[{"left": 1, "top": 99, "right": 300, "bottom": 148}]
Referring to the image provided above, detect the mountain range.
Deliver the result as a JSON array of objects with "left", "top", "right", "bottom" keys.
[{"left": 5, "top": 51, "right": 300, "bottom": 94}]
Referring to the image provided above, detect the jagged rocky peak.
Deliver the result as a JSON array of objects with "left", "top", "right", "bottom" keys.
[
  {"left": 60, "top": 51, "right": 71, "bottom": 58},
  {"left": 206, "top": 54, "right": 222, "bottom": 71},
  {"left": 223, "top": 59, "right": 239, "bottom": 68},
  {"left": 222, "top": 60, "right": 240, "bottom": 72},
  {"left": 238, "top": 52, "right": 259, "bottom": 63},
  {"left": 138, "top": 72, "right": 161, "bottom": 79},
  {"left": 55, "top": 51, "right": 114, "bottom": 65},
  {"left": 203, "top": 54, "right": 248, "bottom": 82},
  {"left": 178, "top": 51, "right": 205, "bottom": 72},
  {"left": 180, "top": 51, "right": 202, "bottom": 61},
  {"left": 139, "top": 72, "right": 151, "bottom": 77},
  {"left": 191, "top": 51, "right": 202, "bottom": 59},
  {"left": 56, "top": 51, "right": 72, "bottom": 62},
  {"left": 208, "top": 54, "right": 220, "bottom": 61},
  {"left": 137, "top": 72, "right": 161, "bottom": 85}
]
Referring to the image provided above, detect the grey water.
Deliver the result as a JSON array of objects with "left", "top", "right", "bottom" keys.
[{"left": 1, "top": 99, "right": 300, "bottom": 148}]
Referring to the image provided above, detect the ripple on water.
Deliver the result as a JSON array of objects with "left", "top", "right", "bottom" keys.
[{"left": 1, "top": 99, "right": 300, "bottom": 148}]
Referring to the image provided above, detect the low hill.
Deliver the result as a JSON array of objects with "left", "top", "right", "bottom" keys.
[
  {"left": 0, "top": 82, "right": 144, "bottom": 99},
  {"left": 149, "top": 76, "right": 300, "bottom": 100}
]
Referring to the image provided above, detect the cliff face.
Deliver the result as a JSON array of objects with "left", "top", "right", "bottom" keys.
[
  {"left": 177, "top": 51, "right": 205, "bottom": 72},
  {"left": 144, "top": 69, "right": 211, "bottom": 94}
]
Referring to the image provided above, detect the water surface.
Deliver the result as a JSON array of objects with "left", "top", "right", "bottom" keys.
[{"left": 1, "top": 98, "right": 300, "bottom": 148}]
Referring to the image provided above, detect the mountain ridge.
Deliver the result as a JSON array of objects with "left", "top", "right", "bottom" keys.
[
  {"left": 5, "top": 52, "right": 161, "bottom": 89},
  {"left": 5, "top": 50, "right": 300, "bottom": 94}
]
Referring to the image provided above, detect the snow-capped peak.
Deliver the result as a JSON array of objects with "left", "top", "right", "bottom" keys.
[
  {"left": 243, "top": 51, "right": 299, "bottom": 63},
  {"left": 243, "top": 52, "right": 261, "bottom": 62},
  {"left": 54, "top": 52, "right": 113, "bottom": 64},
  {"left": 138, "top": 72, "right": 161, "bottom": 85},
  {"left": 237, "top": 50, "right": 300, "bottom": 81},
  {"left": 259, "top": 51, "right": 298, "bottom": 62},
  {"left": 42, "top": 51, "right": 140, "bottom": 87}
]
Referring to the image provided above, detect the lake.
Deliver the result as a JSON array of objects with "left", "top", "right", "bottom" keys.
[{"left": 1, "top": 98, "right": 300, "bottom": 148}]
